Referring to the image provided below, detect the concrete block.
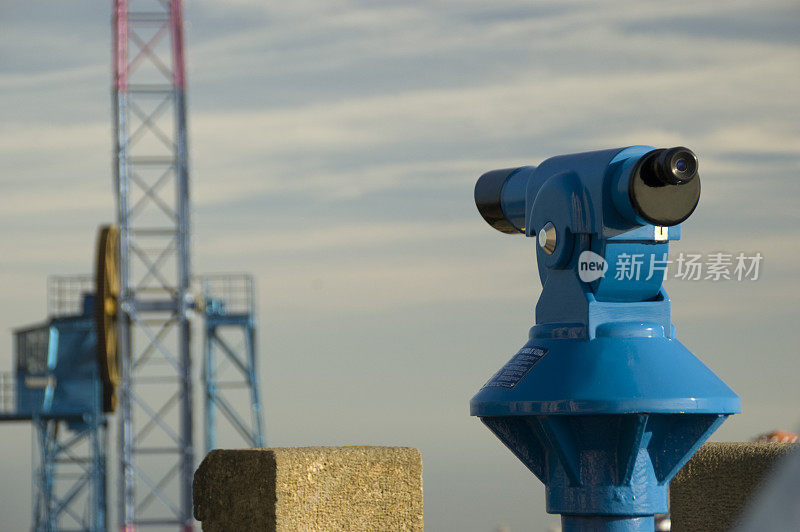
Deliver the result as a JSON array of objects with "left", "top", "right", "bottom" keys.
[
  {"left": 193, "top": 446, "right": 423, "bottom": 531},
  {"left": 670, "top": 441, "right": 798, "bottom": 532}
]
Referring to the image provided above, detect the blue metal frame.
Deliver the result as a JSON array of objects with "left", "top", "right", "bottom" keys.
[
  {"left": 471, "top": 147, "right": 740, "bottom": 531},
  {"left": 15, "top": 316, "right": 99, "bottom": 419},
  {"left": 0, "top": 287, "right": 108, "bottom": 532},
  {"left": 201, "top": 274, "right": 264, "bottom": 451},
  {"left": 32, "top": 412, "right": 107, "bottom": 532}
]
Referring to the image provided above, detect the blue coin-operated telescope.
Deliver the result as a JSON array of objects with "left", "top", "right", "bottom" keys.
[{"left": 470, "top": 146, "right": 740, "bottom": 531}]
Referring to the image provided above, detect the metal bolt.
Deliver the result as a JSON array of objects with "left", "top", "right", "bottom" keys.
[{"left": 538, "top": 222, "right": 557, "bottom": 255}]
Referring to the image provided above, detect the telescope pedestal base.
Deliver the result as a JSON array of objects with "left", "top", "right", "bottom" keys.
[{"left": 561, "top": 515, "right": 653, "bottom": 532}]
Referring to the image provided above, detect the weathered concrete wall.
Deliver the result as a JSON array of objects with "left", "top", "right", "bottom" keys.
[
  {"left": 193, "top": 446, "right": 423, "bottom": 531},
  {"left": 670, "top": 441, "right": 798, "bottom": 532}
]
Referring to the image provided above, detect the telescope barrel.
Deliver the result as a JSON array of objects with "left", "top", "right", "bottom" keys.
[
  {"left": 474, "top": 167, "right": 533, "bottom": 234},
  {"left": 475, "top": 147, "right": 700, "bottom": 233}
]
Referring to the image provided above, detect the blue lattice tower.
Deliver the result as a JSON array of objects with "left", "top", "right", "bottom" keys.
[
  {"left": 470, "top": 146, "right": 740, "bottom": 531},
  {"left": 112, "top": 2, "right": 269, "bottom": 527},
  {"left": 112, "top": 1, "right": 193, "bottom": 528},
  {"left": 201, "top": 274, "right": 264, "bottom": 451}
]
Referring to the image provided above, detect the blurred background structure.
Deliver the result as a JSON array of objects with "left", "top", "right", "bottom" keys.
[
  {"left": 0, "top": 1, "right": 798, "bottom": 530},
  {"left": 1, "top": 1, "right": 265, "bottom": 530}
]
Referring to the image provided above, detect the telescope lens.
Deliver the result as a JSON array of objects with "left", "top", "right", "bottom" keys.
[
  {"left": 475, "top": 168, "right": 525, "bottom": 234},
  {"left": 651, "top": 147, "right": 698, "bottom": 186}
]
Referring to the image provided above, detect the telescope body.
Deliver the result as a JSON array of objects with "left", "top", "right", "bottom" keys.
[{"left": 470, "top": 146, "right": 739, "bottom": 531}]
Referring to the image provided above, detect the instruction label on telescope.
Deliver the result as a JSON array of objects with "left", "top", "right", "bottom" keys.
[{"left": 483, "top": 346, "right": 548, "bottom": 388}]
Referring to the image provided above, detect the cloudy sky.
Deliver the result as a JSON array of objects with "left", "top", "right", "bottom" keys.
[{"left": 1, "top": 1, "right": 799, "bottom": 530}]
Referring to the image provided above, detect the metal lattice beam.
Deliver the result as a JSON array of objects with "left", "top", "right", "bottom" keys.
[
  {"left": 113, "top": 0, "right": 193, "bottom": 528},
  {"left": 32, "top": 416, "right": 108, "bottom": 532}
]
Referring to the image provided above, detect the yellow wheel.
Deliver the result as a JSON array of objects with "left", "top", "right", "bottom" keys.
[{"left": 95, "top": 225, "right": 121, "bottom": 412}]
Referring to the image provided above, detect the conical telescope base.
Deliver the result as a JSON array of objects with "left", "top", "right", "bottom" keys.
[{"left": 471, "top": 325, "right": 740, "bottom": 528}]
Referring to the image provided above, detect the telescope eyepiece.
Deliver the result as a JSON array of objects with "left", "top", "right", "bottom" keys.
[
  {"left": 629, "top": 146, "right": 701, "bottom": 226},
  {"left": 646, "top": 146, "right": 698, "bottom": 186}
]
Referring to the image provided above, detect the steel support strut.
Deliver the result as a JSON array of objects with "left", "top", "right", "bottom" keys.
[
  {"left": 201, "top": 274, "right": 265, "bottom": 452},
  {"left": 32, "top": 413, "right": 107, "bottom": 530}
]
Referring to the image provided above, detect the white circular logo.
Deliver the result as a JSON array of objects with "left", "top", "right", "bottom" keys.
[{"left": 578, "top": 250, "right": 608, "bottom": 283}]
